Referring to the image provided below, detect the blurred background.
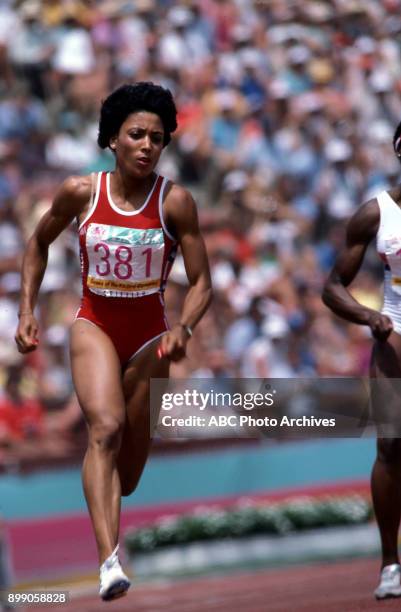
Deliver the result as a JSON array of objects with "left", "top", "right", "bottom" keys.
[{"left": 0, "top": 0, "right": 399, "bottom": 607}]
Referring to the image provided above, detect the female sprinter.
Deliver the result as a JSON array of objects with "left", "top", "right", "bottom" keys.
[
  {"left": 15, "top": 82, "right": 212, "bottom": 601},
  {"left": 323, "top": 121, "right": 401, "bottom": 600}
]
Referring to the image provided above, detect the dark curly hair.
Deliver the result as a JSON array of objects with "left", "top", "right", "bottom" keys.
[{"left": 97, "top": 82, "right": 178, "bottom": 149}]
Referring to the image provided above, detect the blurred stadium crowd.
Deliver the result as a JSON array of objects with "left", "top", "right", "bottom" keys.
[{"left": 0, "top": 0, "right": 400, "bottom": 465}]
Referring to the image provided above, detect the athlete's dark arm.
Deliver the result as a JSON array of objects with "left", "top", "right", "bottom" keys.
[
  {"left": 161, "top": 185, "right": 213, "bottom": 361},
  {"left": 322, "top": 199, "right": 393, "bottom": 341},
  {"left": 15, "top": 176, "right": 91, "bottom": 353}
]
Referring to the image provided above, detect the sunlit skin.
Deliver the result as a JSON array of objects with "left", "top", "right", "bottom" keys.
[
  {"left": 322, "top": 181, "right": 401, "bottom": 574},
  {"left": 15, "top": 109, "right": 213, "bottom": 567},
  {"left": 110, "top": 112, "right": 165, "bottom": 193}
]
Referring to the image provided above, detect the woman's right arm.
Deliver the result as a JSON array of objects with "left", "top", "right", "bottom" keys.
[
  {"left": 322, "top": 199, "right": 393, "bottom": 341},
  {"left": 15, "top": 175, "right": 91, "bottom": 353}
]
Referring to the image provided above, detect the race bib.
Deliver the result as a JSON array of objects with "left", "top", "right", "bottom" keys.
[{"left": 86, "top": 223, "right": 165, "bottom": 297}]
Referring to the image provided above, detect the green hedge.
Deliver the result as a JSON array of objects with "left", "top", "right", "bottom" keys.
[{"left": 125, "top": 494, "right": 372, "bottom": 553}]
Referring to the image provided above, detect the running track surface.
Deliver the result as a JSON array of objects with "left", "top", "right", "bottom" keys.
[{"left": 30, "top": 557, "right": 401, "bottom": 612}]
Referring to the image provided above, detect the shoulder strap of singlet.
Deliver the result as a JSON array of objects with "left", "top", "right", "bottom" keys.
[
  {"left": 377, "top": 190, "right": 400, "bottom": 212},
  {"left": 147, "top": 174, "right": 163, "bottom": 209},
  {"left": 78, "top": 172, "right": 102, "bottom": 230},
  {"left": 157, "top": 176, "right": 176, "bottom": 241},
  {"left": 377, "top": 190, "right": 401, "bottom": 234}
]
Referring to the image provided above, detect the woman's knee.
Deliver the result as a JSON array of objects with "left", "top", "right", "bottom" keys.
[
  {"left": 87, "top": 418, "right": 124, "bottom": 452},
  {"left": 377, "top": 438, "right": 401, "bottom": 466}
]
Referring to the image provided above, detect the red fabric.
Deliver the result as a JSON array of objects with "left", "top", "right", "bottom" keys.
[
  {"left": 76, "top": 292, "right": 168, "bottom": 365},
  {"left": 76, "top": 171, "right": 175, "bottom": 365},
  {"left": 79, "top": 172, "right": 176, "bottom": 301}
]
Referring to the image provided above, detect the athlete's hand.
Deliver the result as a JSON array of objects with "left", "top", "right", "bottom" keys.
[
  {"left": 158, "top": 324, "right": 190, "bottom": 362},
  {"left": 368, "top": 312, "right": 393, "bottom": 342},
  {"left": 15, "top": 314, "right": 39, "bottom": 353}
]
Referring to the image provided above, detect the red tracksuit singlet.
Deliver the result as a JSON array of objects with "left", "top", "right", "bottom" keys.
[{"left": 75, "top": 171, "right": 177, "bottom": 366}]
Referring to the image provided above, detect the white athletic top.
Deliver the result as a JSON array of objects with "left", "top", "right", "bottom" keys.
[{"left": 376, "top": 190, "right": 401, "bottom": 333}]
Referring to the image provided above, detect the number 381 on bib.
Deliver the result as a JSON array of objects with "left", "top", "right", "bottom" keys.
[{"left": 85, "top": 223, "right": 165, "bottom": 297}]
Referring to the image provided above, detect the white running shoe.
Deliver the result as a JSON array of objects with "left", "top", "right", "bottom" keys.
[
  {"left": 99, "top": 544, "right": 131, "bottom": 601},
  {"left": 374, "top": 563, "right": 401, "bottom": 600}
]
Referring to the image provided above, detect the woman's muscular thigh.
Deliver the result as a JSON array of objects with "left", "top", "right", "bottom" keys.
[
  {"left": 70, "top": 320, "right": 126, "bottom": 426},
  {"left": 371, "top": 331, "right": 401, "bottom": 437},
  {"left": 371, "top": 331, "right": 401, "bottom": 378}
]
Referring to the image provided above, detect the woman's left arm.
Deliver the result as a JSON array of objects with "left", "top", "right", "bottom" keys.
[{"left": 160, "top": 185, "right": 213, "bottom": 362}]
